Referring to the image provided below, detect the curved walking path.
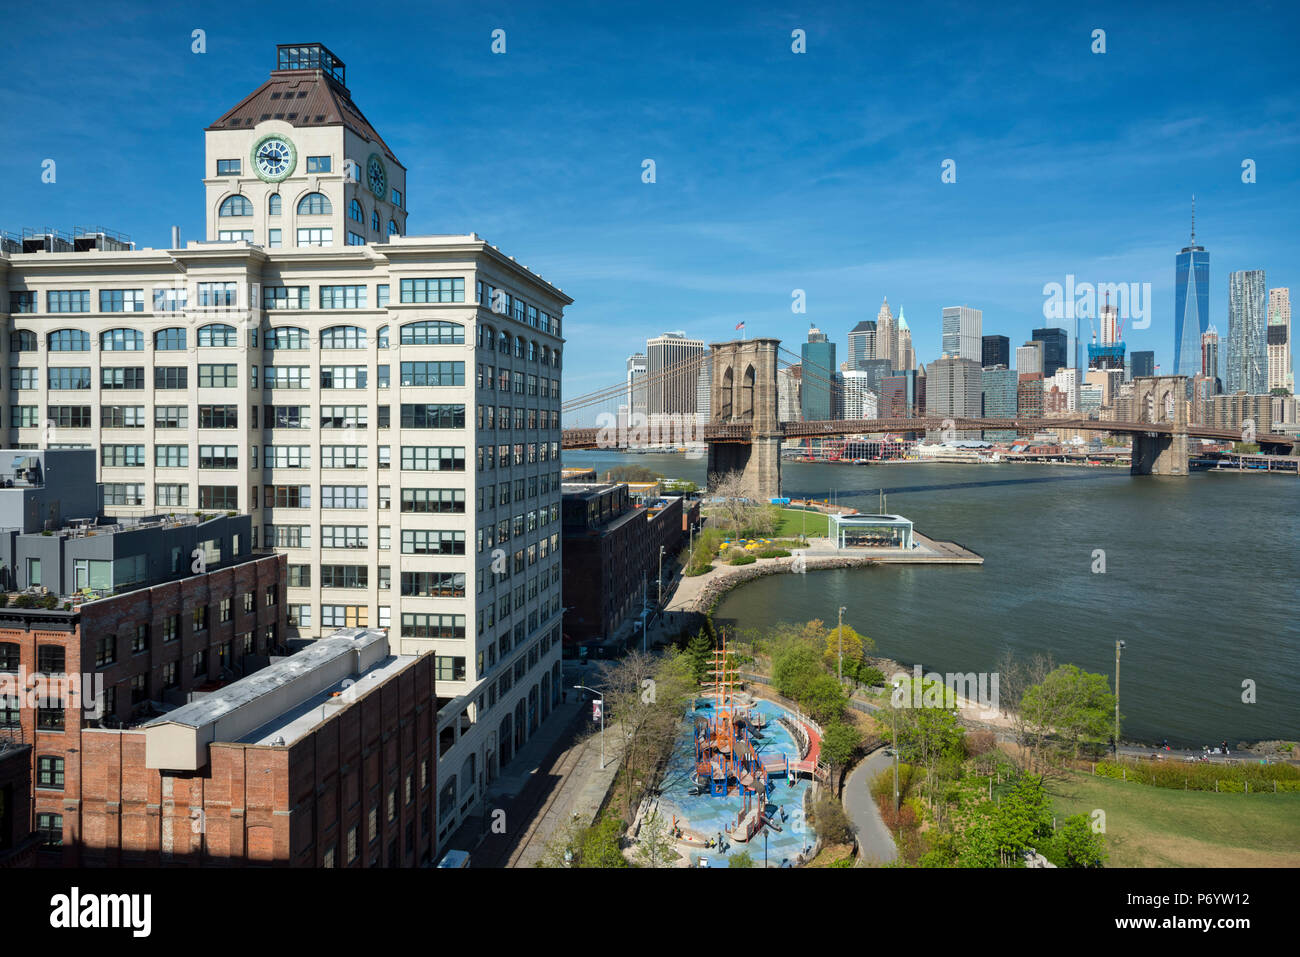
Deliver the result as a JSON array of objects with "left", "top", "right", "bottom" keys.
[{"left": 844, "top": 747, "right": 899, "bottom": 865}]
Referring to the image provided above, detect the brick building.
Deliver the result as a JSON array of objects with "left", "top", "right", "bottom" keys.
[
  {"left": 0, "top": 512, "right": 286, "bottom": 865},
  {"left": 0, "top": 741, "right": 38, "bottom": 866},
  {"left": 73, "top": 628, "right": 436, "bottom": 867}
]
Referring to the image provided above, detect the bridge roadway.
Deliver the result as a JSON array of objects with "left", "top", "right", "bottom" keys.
[{"left": 562, "top": 417, "right": 1296, "bottom": 451}]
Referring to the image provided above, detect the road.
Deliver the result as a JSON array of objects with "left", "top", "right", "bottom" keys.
[{"left": 843, "top": 747, "right": 899, "bottom": 865}]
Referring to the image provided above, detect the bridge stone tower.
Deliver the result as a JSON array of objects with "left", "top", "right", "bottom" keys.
[
  {"left": 1130, "top": 375, "right": 1189, "bottom": 475},
  {"left": 707, "top": 338, "right": 782, "bottom": 499}
]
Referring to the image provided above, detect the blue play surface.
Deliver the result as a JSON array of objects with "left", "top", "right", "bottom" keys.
[{"left": 656, "top": 699, "right": 816, "bottom": 867}]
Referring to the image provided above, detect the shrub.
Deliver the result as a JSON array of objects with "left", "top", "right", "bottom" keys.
[
  {"left": 39, "top": 595, "right": 58, "bottom": 609},
  {"left": 965, "top": 730, "right": 997, "bottom": 756},
  {"left": 811, "top": 794, "right": 854, "bottom": 845},
  {"left": 729, "top": 554, "right": 756, "bottom": 566},
  {"left": 1094, "top": 758, "right": 1300, "bottom": 792},
  {"left": 756, "top": 548, "right": 791, "bottom": 559},
  {"left": 12, "top": 594, "right": 34, "bottom": 608}
]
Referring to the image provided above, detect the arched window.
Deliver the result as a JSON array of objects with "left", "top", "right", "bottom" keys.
[
  {"left": 498, "top": 331, "right": 511, "bottom": 354},
  {"left": 388, "top": 219, "right": 399, "bottom": 236},
  {"left": 539, "top": 345, "right": 549, "bottom": 365},
  {"left": 377, "top": 325, "right": 390, "bottom": 349},
  {"left": 371, "top": 210, "right": 380, "bottom": 232},
  {"left": 527, "top": 340, "right": 537, "bottom": 362},
  {"left": 401, "top": 320, "right": 464, "bottom": 345},
  {"left": 483, "top": 325, "right": 495, "bottom": 351},
  {"left": 268, "top": 193, "right": 282, "bottom": 216},
  {"left": 154, "top": 327, "right": 187, "bottom": 351},
  {"left": 9, "top": 330, "right": 36, "bottom": 352},
  {"left": 198, "top": 323, "right": 237, "bottom": 347},
  {"left": 349, "top": 199, "right": 364, "bottom": 223},
  {"left": 320, "top": 325, "right": 366, "bottom": 349},
  {"left": 219, "top": 195, "right": 253, "bottom": 217},
  {"left": 513, "top": 337, "right": 524, "bottom": 359},
  {"left": 298, "top": 192, "right": 333, "bottom": 216},
  {"left": 100, "top": 328, "right": 144, "bottom": 351},
  {"left": 47, "top": 329, "right": 90, "bottom": 351},
  {"left": 553, "top": 347, "right": 561, "bottom": 368},
  {"left": 265, "top": 327, "right": 310, "bottom": 350}
]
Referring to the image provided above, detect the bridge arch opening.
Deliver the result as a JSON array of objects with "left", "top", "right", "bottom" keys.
[
  {"left": 720, "top": 366, "right": 734, "bottom": 420},
  {"left": 741, "top": 364, "right": 755, "bottom": 420}
]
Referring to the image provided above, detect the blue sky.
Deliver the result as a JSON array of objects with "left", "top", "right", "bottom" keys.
[{"left": 2, "top": 0, "right": 1297, "bottom": 397}]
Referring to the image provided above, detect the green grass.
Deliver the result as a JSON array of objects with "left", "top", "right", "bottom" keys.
[
  {"left": 772, "top": 508, "right": 828, "bottom": 538},
  {"left": 1049, "top": 769, "right": 1300, "bottom": 867}
]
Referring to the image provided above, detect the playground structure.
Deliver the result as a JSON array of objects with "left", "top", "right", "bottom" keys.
[{"left": 689, "top": 637, "right": 818, "bottom": 842}]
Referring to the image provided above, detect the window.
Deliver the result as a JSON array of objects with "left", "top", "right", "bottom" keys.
[
  {"left": 197, "top": 282, "right": 238, "bottom": 307},
  {"left": 265, "top": 445, "right": 310, "bottom": 468},
  {"left": 403, "top": 616, "right": 467, "bottom": 640},
  {"left": 297, "top": 227, "right": 333, "bottom": 247},
  {"left": 101, "top": 444, "right": 145, "bottom": 467},
  {"left": 199, "top": 364, "right": 238, "bottom": 388},
  {"left": 100, "top": 405, "right": 146, "bottom": 429},
  {"left": 288, "top": 604, "right": 312, "bottom": 627},
  {"left": 321, "top": 526, "right": 368, "bottom": 549},
  {"left": 0, "top": 696, "right": 18, "bottom": 728},
  {"left": 371, "top": 210, "right": 380, "bottom": 232},
  {"left": 321, "top": 605, "right": 369, "bottom": 628},
  {"left": 156, "top": 484, "right": 189, "bottom": 507},
  {"left": 298, "top": 192, "right": 332, "bottom": 215},
  {"left": 218, "top": 230, "right": 253, "bottom": 242},
  {"left": 217, "top": 159, "right": 242, "bottom": 176},
  {"left": 400, "top": 278, "right": 465, "bottom": 303},
  {"left": 37, "top": 702, "right": 65, "bottom": 731},
  {"left": 268, "top": 228, "right": 282, "bottom": 248},
  {"left": 268, "top": 193, "right": 282, "bottom": 215},
  {"left": 266, "top": 485, "right": 311, "bottom": 508},
  {"left": 219, "top": 195, "right": 253, "bottom": 216},
  {"left": 153, "top": 444, "right": 188, "bottom": 468},
  {"left": 154, "top": 405, "right": 189, "bottom": 429},
  {"left": 288, "top": 565, "right": 312, "bottom": 587},
  {"left": 199, "top": 486, "right": 238, "bottom": 509},
  {"left": 269, "top": 405, "right": 309, "bottom": 428},
  {"left": 320, "top": 324, "right": 366, "bottom": 347},
  {"left": 37, "top": 813, "right": 63, "bottom": 846},
  {"left": 377, "top": 284, "right": 390, "bottom": 308},
  {"left": 346, "top": 231, "right": 366, "bottom": 246},
  {"left": 154, "top": 327, "right": 187, "bottom": 350},
  {"left": 400, "top": 320, "right": 464, "bottom": 345},
  {"left": 10, "top": 406, "right": 38, "bottom": 428},
  {"left": 154, "top": 366, "right": 188, "bottom": 389},
  {"left": 401, "top": 446, "right": 465, "bottom": 471},
  {"left": 265, "top": 525, "right": 310, "bottom": 548},
  {"left": 47, "top": 290, "right": 91, "bottom": 313},
  {"left": 198, "top": 405, "right": 238, "bottom": 428},
  {"left": 320, "top": 565, "right": 369, "bottom": 589},
  {"left": 100, "top": 292, "right": 146, "bottom": 315},
  {"left": 399, "top": 362, "right": 465, "bottom": 387},
  {"left": 401, "top": 404, "right": 466, "bottom": 429},
  {"left": 401, "top": 571, "right": 466, "bottom": 597},
  {"left": 321, "top": 485, "right": 367, "bottom": 508},
  {"left": 320, "top": 406, "right": 367, "bottom": 429},
  {"left": 9, "top": 330, "right": 36, "bottom": 352},
  {"left": 265, "top": 326, "right": 310, "bottom": 349},
  {"left": 392, "top": 187, "right": 403, "bottom": 207},
  {"left": 265, "top": 585, "right": 279, "bottom": 607},
  {"left": 377, "top": 365, "right": 390, "bottom": 388},
  {"left": 12, "top": 291, "right": 37, "bottom": 313},
  {"left": 307, "top": 155, "right": 332, "bottom": 173},
  {"left": 321, "top": 447, "right": 367, "bottom": 469},
  {"left": 400, "top": 530, "right": 466, "bottom": 555},
  {"left": 153, "top": 287, "right": 187, "bottom": 312},
  {"left": 48, "top": 329, "right": 90, "bottom": 351},
  {"left": 37, "top": 756, "right": 65, "bottom": 789},
  {"left": 349, "top": 199, "right": 364, "bottom": 223},
  {"left": 198, "top": 445, "right": 238, "bottom": 469},
  {"left": 0, "top": 644, "right": 18, "bottom": 672},
  {"left": 38, "top": 646, "right": 67, "bottom": 674},
  {"left": 198, "top": 323, "right": 237, "bottom": 347},
  {"left": 99, "top": 367, "right": 145, "bottom": 390},
  {"left": 263, "top": 287, "right": 310, "bottom": 310},
  {"left": 265, "top": 366, "right": 310, "bottom": 389},
  {"left": 320, "top": 366, "right": 367, "bottom": 389},
  {"left": 400, "top": 489, "right": 465, "bottom": 513}
]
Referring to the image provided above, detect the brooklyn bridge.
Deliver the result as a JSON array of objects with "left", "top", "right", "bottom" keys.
[{"left": 561, "top": 337, "right": 1294, "bottom": 500}]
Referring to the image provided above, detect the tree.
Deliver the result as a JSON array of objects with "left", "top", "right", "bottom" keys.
[
  {"left": 887, "top": 678, "right": 965, "bottom": 811},
  {"left": 709, "top": 471, "right": 762, "bottom": 533},
  {"left": 989, "top": 774, "right": 1053, "bottom": 867},
  {"left": 820, "top": 721, "right": 863, "bottom": 794},
  {"left": 822, "top": 624, "right": 875, "bottom": 682},
  {"left": 634, "top": 810, "right": 677, "bottom": 868},
  {"left": 684, "top": 632, "right": 713, "bottom": 684},
  {"left": 727, "top": 851, "right": 755, "bottom": 868},
  {"left": 603, "top": 465, "right": 662, "bottom": 483},
  {"left": 811, "top": 793, "right": 854, "bottom": 846},
  {"left": 1021, "top": 663, "right": 1115, "bottom": 765},
  {"left": 578, "top": 815, "right": 629, "bottom": 868},
  {"left": 1048, "top": 813, "right": 1107, "bottom": 868}
]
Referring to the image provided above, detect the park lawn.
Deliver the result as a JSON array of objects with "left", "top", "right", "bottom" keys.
[
  {"left": 1049, "top": 769, "right": 1300, "bottom": 868},
  {"left": 772, "top": 508, "right": 828, "bottom": 538}
]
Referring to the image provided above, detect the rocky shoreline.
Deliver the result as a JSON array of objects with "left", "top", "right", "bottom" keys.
[{"left": 688, "top": 554, "right": 877, "bottom": 616}]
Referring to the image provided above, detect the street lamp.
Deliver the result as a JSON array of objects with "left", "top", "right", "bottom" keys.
[
  {"left": 891, "top": 680, "right": 901, "bottom": 812},
  {"left": 837, "top": 606, "right": 846, "bottom": 682},
  {"left": 657, "top": 545, "right": 666, "bottom": 608},
  {"left": 1114, "top": 640, "right": 1125, "bottom": 753},
  {"left": 574, "top": 683, "right": 606, "bottom": 769}
]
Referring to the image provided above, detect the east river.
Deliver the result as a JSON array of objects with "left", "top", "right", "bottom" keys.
[{"left": 563, "top": 451, "right": 1300, "bottom": 746}]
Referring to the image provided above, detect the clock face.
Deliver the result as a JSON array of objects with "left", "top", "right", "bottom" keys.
[
  {"left": 251, "top": 135, "right": 297, "bottom": 183},
  {"left": 367, "top": 154, "right": 387, "bottom": 199}
]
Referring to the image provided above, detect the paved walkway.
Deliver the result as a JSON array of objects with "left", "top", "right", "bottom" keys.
[{"left": 843, "top": 747, "right": 899, "bottom": 865}]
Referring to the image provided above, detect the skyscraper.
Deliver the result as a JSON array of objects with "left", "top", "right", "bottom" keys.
[
  {"left": 1030, "top": 327, "right": 1069, "bottom": 377},
  {"left": 626, "top": 353, "right": 647, "bottom": 419},
  {"left": 1173, "top": 199, "right": 1210, "bottom": 377},
  {"left": 847, "top": 319, "right": 877, "bottom": 368},
  {"left": 800, "top": 324, "right": 837, "bottom": 420},
  {"left": 982, "top": 335, "right": 1010, "bottom": 369},
  {"left": 1200, "top": 328, "right": 1220, "bottom": 393},
  {"left": 896, "top": 309, "right": 915, "bottom": 371},
  {"left": 1130, "top": 350, "right": 1155, "bottom": 379},
  {"left": 840, "top": 370, "right": 879, "bottom": 419},
  {"left": 1016, "top": 341, "right": 1044, "bottom": 375},
  {"left": 1226, "top": 270, "right": 1267, "bottom": 395},
  {"left": 926, "top": 356, "right": 982, "bottom": 439},
  {"left": 646, "top": 332, "right": 706, "bottom": 415},
  {"left": 876, "top": 298, "right": 896, "bottom": 369},
  {"left": 941, "top": 306, "right": 982, "bottom": 362},
  {"left": 1268, "top": 288, "right": 1292, "bottom": 394},
  {"left": 980, "top": 366, "right": 1018, "bottom": 442}
]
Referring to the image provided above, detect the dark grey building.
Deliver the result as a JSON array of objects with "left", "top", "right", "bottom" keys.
[
  {"left": 1030, "top": 327, "right": 1069, "bottom": 377},
  {"left": 1130, "top": 350, "right": 1155, "bottom": 379},
  {"left": 0, "top": 449, "right": 99, "bottom": 534},
  {"left": 982, "top": 335, "right": 1010, "bottom": 369}
]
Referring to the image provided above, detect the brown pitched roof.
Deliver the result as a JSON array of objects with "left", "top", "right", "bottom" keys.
[{"left": 207, "top": 70, "right": 402, "bottom": 167}]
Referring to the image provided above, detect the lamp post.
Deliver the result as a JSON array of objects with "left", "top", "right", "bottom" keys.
[
  {"left": 891, "top": 680, "right": 900, "bottom": 812},
  {"left": 837, "top": 606, "right": 846, "bottom": 682},
  {"left": 657, "top": 545, "right": 665, "bottom": 608},
  {"left": 573, "top": 684, "right": 605, "bottom": 769},
  {"left": 1114, "top": 640, "right": 1125, "bottom": 752}
]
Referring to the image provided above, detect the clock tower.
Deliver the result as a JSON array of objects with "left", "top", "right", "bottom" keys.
[{"left": 203, "top": 43, "right": 407, "bottom": 248}]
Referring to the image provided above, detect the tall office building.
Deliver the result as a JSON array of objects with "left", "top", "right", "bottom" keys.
[
  {"left": 1130, "top": 350, "right": 1155, "bottom": 379},
  {"left": 982, "top": 335, "right": 1010, "bottom": 369},
  {"left": 694, "top": 359, "right": 712, "bottom": 426},
  {"left": 882, "top": 369, "right": 924, "bottom": 418},
  {"left": 1199, "top": 328, "right": 1221, "bottom": 393},
  {"left": 1047, "top": 367, "right": 1078, "bottom": 411},
  {"left": 626, "top": 353, "right": 647, "bottom": 419},
  {"left": 1099, "top": 294, "right": 1119, "bottom": 345},
  {"left": 896, "top": 309, "right": 915, "bottom": 371},
  {"left": 1030, "top": 327, "right": 1069, "bottom": 377},
  {"left": 1268, "top": 288, "right": 1292, "bottom": 394},
  {"left": 1226, "top": 270, "right": 1267, "bottom": 395},
  {"left": 926, "top": 356, "right": 982, "bottom": 438},
  {"left": 646, "top": 332, "right": 705, "bottom": 415},
  {"left": 876, "top": 298, "right": 896, "bottom": 369},
  {"left": 1173, "top": 200, "right": 1210, "bottom": 377},
  {"left": 777, "top": 365, "right": 802, "bottom": 422},
  {"left": 980, "top": 366, "right": 1017, "bottom": 442},
  {"left": 941, "top": 306, "right": 982, "bottom": 363},
  {"left": 0, "top": 43, "right": 569, "bottom": 842},
  {"left": 839, "top": 370, "right": 879, "bottom": 419},
  {"left": 800, "top": 324, "right": 836, "bottom": 420},
  {"left": 1015, "top": 341, "right": 1044, "bottom": 376},
  {"left": 847, "top": 319, "right": 877, "bottom": 368}
]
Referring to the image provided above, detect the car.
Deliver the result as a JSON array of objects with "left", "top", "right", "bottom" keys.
[{"left": 437, "top": 849, "right": 471, "bottom": 868}]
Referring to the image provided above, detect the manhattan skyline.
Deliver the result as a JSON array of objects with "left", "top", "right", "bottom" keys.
[{"left": 2, "top": 1, "right": 1297, "bottom": 394}]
